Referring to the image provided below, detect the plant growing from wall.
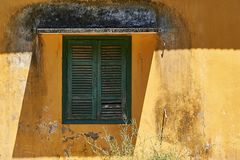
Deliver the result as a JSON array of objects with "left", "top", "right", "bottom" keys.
[{"left": 84, "top": 120, "right": 190, "bottom": 160}]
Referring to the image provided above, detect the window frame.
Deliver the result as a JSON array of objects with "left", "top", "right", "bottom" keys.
[{"left": 62, "top": 36, "right": 132, "bottom": 124}]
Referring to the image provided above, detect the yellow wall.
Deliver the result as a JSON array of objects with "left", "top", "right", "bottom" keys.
[
  {"left": 0, "top": 33, "right": 157, "bottom": 159},
  {"left": 1, "top": 0, "right": 240, "bottom": 160},
  {"left": 137, "top": 49, "right": 240, "bottom": 160}
]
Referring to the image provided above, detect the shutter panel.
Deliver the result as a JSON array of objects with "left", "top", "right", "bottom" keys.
[
  {"left": 99, "top": 41, "right": 127, "bottom": 120},
  {"left": 63, "top": 36, "right": 131, "bottom": 124},
  {"left": 68, "top": 41, "right": 97, "bottom": 120}
]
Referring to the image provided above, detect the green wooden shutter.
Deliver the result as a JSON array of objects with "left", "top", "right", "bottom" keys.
[
  {"left": 63, "top": 39, "right": 98, "bottom": 121},
  {"left": 63, "top": 36, "right": 131, "bottom": 124},
  {"left": 99, "top": 40, "right": 127, "bottom": 120}
]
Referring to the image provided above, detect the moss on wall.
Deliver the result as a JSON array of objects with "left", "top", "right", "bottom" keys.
[{"left": 3, "top": 0, "right": 191, "bottom": 54}]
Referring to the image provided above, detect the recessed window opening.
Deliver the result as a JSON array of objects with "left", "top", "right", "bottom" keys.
[{"left": 62, "top": 36, "right": 132, "bottom": 124}]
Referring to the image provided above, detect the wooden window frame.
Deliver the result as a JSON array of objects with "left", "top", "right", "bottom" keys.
[{"left": 62, "top": 36, "right": 132, "bottom": 124}]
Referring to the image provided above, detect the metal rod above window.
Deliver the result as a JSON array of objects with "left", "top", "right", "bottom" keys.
[{"left": 36, "top": 28, "right": 160, "bottom": 33}]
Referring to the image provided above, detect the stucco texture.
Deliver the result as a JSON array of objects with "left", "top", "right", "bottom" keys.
[{"left": 0, "top": 0, "right": 240, "bottom": 160}]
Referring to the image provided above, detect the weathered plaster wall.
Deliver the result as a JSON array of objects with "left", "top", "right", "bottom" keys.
[
  {"left": 0, "top": 0, "right": 240, "bottom": 160},
  {"left": 138, "top": 49, "right": 240, "bottom": 160},
  {"left": 0, "top": 33, "right": 157, "bottom": 159},
  {"left": 0, "top": 52, "right": 32, "bottom": 159},
  {"left": 154, "top": 0, "right": 240, "bottom": 49}
]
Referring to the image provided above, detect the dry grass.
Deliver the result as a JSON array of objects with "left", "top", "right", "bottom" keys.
[{"left": 84, "top": 120, "right": 190, "bottom": 160}]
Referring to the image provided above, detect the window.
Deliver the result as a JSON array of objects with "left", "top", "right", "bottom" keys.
[{"left": 62, "top": 36, "right": 131, "bottom": 124}]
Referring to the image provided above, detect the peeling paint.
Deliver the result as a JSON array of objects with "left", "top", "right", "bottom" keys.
[
  {"left": 48, "top": 121, "right": 58, "bottom": 134},
  {"left": 36, "top": 120, "right": 58, "bottom": 134},
  {"left": 62, "top": 126, "right": 74, "bottom": 134},
  {"left": 84, "top": 132, "right": 100, "bottom": 140},
  {"left": 7, "top": 53, "right": 32, "bottom": 69},
  {"left": 63, "top": 134, "right": 81, "bottom": 143}
]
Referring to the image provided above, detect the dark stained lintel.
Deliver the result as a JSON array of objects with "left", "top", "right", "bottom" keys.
[{"left": 4, "top": 1, "right": 191, "bottom": 53}]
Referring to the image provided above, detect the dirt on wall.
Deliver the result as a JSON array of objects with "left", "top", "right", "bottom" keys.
[
  {"left": 3, "top": 0, "right": 191, "bottom": 54},
  {"left": 153, "top": 52, "right": 211, "bottom": 159},
  {"left": 4, "top": 0, "right": 201, "bottom": 158}
]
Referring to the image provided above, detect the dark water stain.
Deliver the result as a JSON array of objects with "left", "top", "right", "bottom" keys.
[
  {"left": 2, "top": 0, "right": 191, "bottom": 55},
  {"left": 154, "top": 89, "right": 211, "bottom": 158},
  {"left": 13, "top": 48, "right": 49, "bottom": 157}
]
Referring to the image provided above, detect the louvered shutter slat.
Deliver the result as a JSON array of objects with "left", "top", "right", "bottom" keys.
[
  {"left": 100, "top": 43, "right": 126, "bottom": 120},
  {"left": 63, "top": 36, "right": 131, "bottom": 124},
  {"left": 69, "top": 43, "right": 96, "bottom": 119}
]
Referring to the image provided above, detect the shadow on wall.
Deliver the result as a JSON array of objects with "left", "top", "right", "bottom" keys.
[
  {"left": 13, "top": 35, "right": 100, "bottom": 157},
  {"left": 12, "top": 36, "right": 73, "bottom": 157},
  {"left": 152, "top": 51, "right": 211, "bottom": 159},
  {"left": 8, "top": 0, "right": 196, "bottom": 158},
  {"left": 12, "top": 33, "right": 155, "bottom": 157}
]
